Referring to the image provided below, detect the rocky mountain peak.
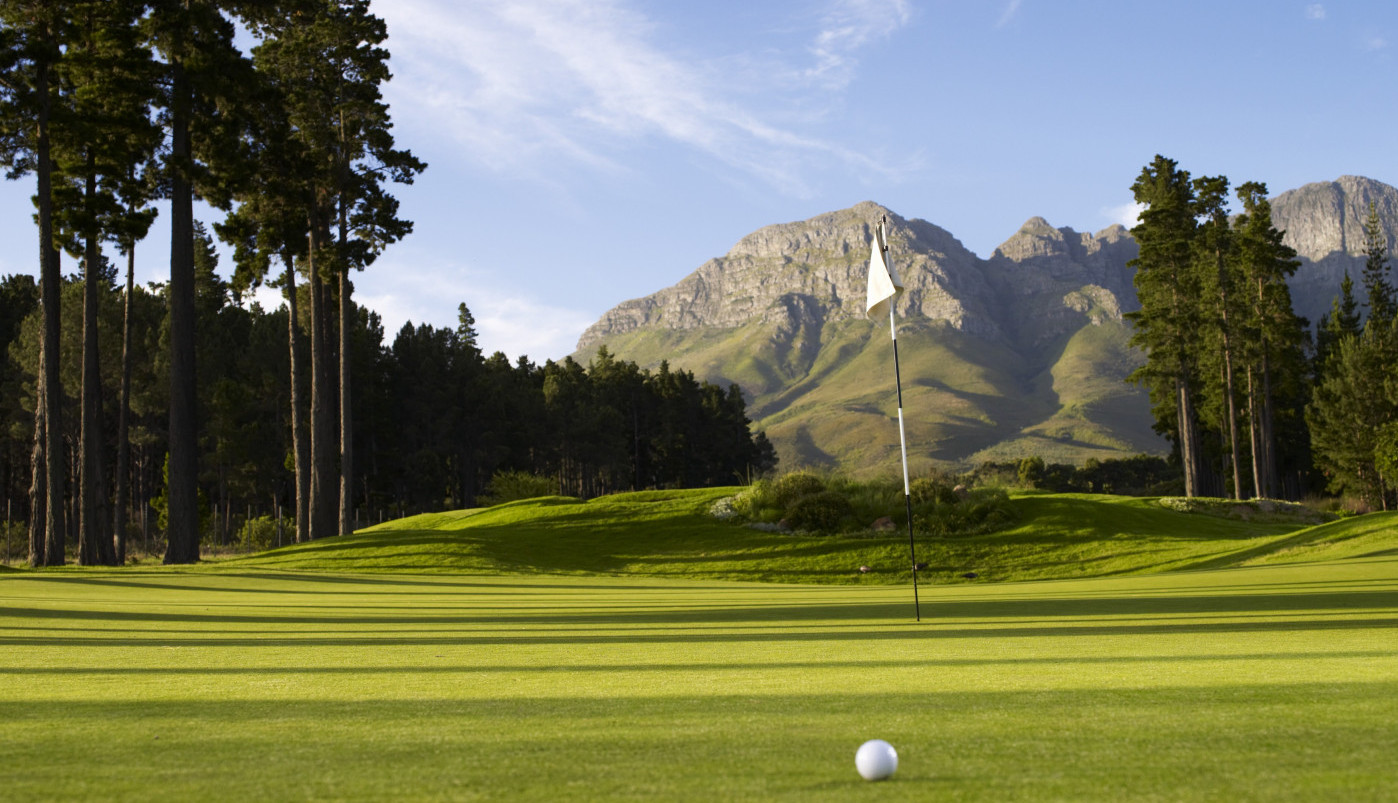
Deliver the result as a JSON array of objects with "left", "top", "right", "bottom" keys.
[{"left": 1271, "top": 175, "right": 1398, "bottom": 262}]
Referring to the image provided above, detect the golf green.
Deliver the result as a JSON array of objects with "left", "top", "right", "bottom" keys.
[{"left": 2, "top": 556, "right": 1395, "bottom": 800}]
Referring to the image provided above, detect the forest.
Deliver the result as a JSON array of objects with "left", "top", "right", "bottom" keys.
[
  {"left": 1127, "top": 156, "right": 1397, "bottom": 509},
  {"left": 0, "top": 1, "right": 774, "bottom": 567}
]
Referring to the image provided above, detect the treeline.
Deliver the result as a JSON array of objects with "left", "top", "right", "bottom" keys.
[
  {"left": 1126, "top": 156, "right": 1396, "bottom": 507},
  {"left": 0, "top": 1, "right": 774, "bottom": 567},
  {"left": 0, "top": 242, "right": 776, "bottom": 561}
]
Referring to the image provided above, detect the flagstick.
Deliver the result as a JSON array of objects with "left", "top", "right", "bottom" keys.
[{"left": 887, "top": 258, "right": 921, "bottom": 623}]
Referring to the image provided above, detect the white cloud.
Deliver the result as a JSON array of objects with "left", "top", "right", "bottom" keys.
[
  {"left": 1362, "top": 34, "right": 1388, "bottom": 51},
  {"left": 381, "top": 0, "right": 901, "bottom": 197},
  {"left": 352, "top": 257, "right": 594, "bottom": 362},
  {"left": 805, "top": 0, "right": 913, "bottom": 89},
  {"left": 1102, "top": 201, "right": 1145, "bottom": 229},
  {"left": 997, "top": 0, "right": 1022, "bottom": 28},
  {"left": 1305, "top": 4, "right": 1326, "bottom": 21}
]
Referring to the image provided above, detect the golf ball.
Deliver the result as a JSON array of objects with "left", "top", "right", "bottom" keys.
[{"left": 855, "top": 739, "right": 898, "bottom": 781}]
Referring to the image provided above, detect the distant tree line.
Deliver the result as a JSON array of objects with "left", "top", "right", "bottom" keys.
[
  {"left": 1126, "top": 155, "right": 1397, "bottom": 507},
  {"left": 0, "top": 1, "right": 774, "bottom": 567},
  {"left": 0, "top": 243, "right": 777, "bottom": 561}
]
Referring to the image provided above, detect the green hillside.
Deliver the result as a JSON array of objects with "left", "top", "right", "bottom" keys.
[
  {"left": 579, "top": 315, "right": 1163, "bottom": 475},
  {"left": 225, "top": 489, "right": 1396, "bottom": 584}
]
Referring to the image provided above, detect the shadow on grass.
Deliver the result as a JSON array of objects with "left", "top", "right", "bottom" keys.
[
  {"left": 2, "top": 648, "right": 1392, "bottom": 677},
  {"left": 5, "top": 584, "right": 1396, "bottom": 648}
]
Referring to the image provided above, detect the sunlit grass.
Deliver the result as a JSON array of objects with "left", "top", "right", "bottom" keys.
[
  {"left": 2, "top": 557, "right": 1396, "bottom": 800},
  {"left": 215, "top": 489, "right": 1386, "bottom": 585}
]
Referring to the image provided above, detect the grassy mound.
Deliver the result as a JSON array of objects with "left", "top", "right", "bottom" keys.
[{"left": 220, "top": 489, "right": 1397, "bottom": 584}]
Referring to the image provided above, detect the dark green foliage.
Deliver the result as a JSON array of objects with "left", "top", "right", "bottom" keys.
[
  {"left": 1017, "top": 455, "right": 1046, "bottom": 489},
  {"left": 915, "top": 486, "right": 1013, "bottom": 538},
  {"left": 1126, "top": 155, "right": 1207, "bottom": 496},
  {"left": 1307, "top": 326, "right": 1398, "bottom": 508},
  {"left": 1361, "top": 202, "right": 1394, "bottom": 326},
  {"left": 783, "top": 490, "right": 853, "bottom": 532},
  {"left": 770, "top": 471, "right": 826, "bottom": 509},
  {"left": 477, "top": 470, "right": 558, "bottom": 507},
  {"left": 909, "top": 475, "right": 958, "bottom": 505},
  {"left": 724, "top": 471, "right": 1013, "bottom": 537}
]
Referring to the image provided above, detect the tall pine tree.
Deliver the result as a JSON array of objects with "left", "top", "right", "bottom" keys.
[{"left": 1125, "top": 156, "right": 1207, "bottom": 496}]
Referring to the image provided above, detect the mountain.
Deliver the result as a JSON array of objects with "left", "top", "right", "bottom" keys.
[
  {"left": 1270, "top": 175, "right": 1398, "bottom": 326},
  {"left": 574, "top": 178, "right": 1398, "bottom": 476}
]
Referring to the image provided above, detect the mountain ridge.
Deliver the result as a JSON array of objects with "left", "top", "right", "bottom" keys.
[{"left": 574, "top": 176, "right": 1398, "bottom": 475}]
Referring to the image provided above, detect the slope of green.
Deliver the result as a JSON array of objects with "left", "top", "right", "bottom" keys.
[
  {"left": 213, "top": 489, "right": 1386, "bottom": 585},
  {"left": 581, "top": 313, "right": 1166, "bottom": 475},
  {"left": 3, "top": 558, "right": 1395, "bottom": 801}
]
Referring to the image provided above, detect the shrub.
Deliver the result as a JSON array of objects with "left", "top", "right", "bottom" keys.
[
  {"left": 237, "top": 516, "right": 292, "bottom": 551},
  {"left": 910, "top": 476, "right": 958, "bottom": 506},
  {"left": 916, "top": 487, "right": 1013, "bottom": 537},
  {"left": 730, "top": 479, "right": 780, "bottom": 521},
  {"left": 478, "top": 470, "right": 558, "bottom": 506},
  {"left": 771, "top": 471, "right": 826, "bottom": 509},
  {"left": 784, "top": 490, "right": 855, "bottom": 533}
]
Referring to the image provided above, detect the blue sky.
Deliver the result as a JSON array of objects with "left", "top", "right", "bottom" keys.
[{"left": 2, "top": 0, "right": 1395, "bottom": 360}]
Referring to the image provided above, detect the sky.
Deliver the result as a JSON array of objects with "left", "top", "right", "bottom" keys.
[{"left": 2, "top": 0, "right": 1396, "bottom": 361}]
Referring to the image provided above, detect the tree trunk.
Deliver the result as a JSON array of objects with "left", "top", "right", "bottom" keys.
[
  {"left": 338, "top": 266, "right": 352, "bottom": 536},
  {"left": 1177, "top": 374, "right": 1202, "bottom": 498},
  {"left": 1217, "top": 284, "right": 1244, "bottom": 499},
  {"left": 28, "top": 405, "right": 45, "bottom": 567},
  {"left": 115, "top": 246, "right": 135, "bottom": 565},
  {"left": 80, "top": 179, "right": 112, "bottom": 565},
  {"left": 1259, "top": 350, "right": 1277, "bottom": 500},
  {"left": 164, "top": 52, "right": 200, "bottom": 564},
  {"left": 37, "top": 53, "right": 65, "bottom": 567},
  {"left": 285, "top": 257, "right": 310, "bottom": 543},
  {"left": 308, "top": 230, "right": 334, "bottom": 540}
]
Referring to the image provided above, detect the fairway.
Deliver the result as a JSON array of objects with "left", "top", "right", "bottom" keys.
[{"left": 3, "top": 557, "right": 1396, "bottom": 800}]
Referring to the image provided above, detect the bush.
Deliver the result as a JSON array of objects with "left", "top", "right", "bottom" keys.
[
  {"left": 478, "top": 470, "right": 558, "bottom": 506},
  {"left": 784, "top": 490, "right": 854, "bottom": 533},
  {"left": 916, "top": 487, "right": 1013, "bottom": 537},
  {"left": 910, "top": 476, "right": 959, "bottom": 506},
  {"left": 237, "top": 516, "right": 292, "bottom": 551},
  {"left": 771, "top": 471, "right": 826, "bottom": 509}
]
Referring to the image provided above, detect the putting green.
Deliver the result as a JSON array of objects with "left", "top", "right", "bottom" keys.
[{"left": 2, "top": 556, "right": 1395, "bottom": 800}]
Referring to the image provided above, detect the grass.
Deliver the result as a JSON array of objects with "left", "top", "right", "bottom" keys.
[
  {"left": 2, "top": 490, "right": 1396, "bottom": 800},
  {"left": 2, "top": 557, "right": 1396, "bottom": 801},
  {"left": 218, "top": 489, "right": 1382, "bottom": 585}
]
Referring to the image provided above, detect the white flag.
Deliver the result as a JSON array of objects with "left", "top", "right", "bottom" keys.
[{"left": 865, "top": 220, "right": 903, "bottom": 320}]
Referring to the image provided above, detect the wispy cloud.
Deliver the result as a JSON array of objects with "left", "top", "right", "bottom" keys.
[
  {"left": 805, "top": 0, "right": 913, "bottom": 89},
  {"left": 1361, "top": 33, "right": 1388, "bottom": 51},
  {"left": 997, "top": 0, "right": 1022, "bottom": 28},
  {"left": 1305, "top": 4, "right": 1326, "bottom": 21},
  {"left": 1102, "top": 201, "right": 1144, "bottom": 230},
  {"left": 353, "top": 256, "right": 595, "bottom": 362},
  {"left": 381, "top": 0, "right": 902, "bottom": 197}
]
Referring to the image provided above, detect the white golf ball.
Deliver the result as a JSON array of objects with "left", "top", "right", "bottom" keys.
[{"left": 855, "top": 739, "right": 898, "bottom": 781}]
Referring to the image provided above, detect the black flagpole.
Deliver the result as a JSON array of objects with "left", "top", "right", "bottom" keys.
[{"left": 880, "top": 218, "right": 920, "bottom": 622}]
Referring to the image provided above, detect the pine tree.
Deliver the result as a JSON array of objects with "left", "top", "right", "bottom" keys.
[
  {"left": 1232, "top": 181, "right": 1305, "bottom": 499},
  {"left": 1125, "top": 156, "right": 1206, "bottom": 496},
  {"left": 241, "top": 0, "right": 422, "bottom": 537},
  {"left": 1361, "top": 201, "right": 1394, "bottom": 327},
  {"left": 50, "top": 0, "right": 160, "bottom": 564},
  {"left": 1193, "top": 175, "right": 1245, "bottom": 498},
  {"left": 145, "top": 0, "right": 260, "bottom": 562},
  {"left": 0, "top": 1, "right": 69, "bottom": 565}
]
